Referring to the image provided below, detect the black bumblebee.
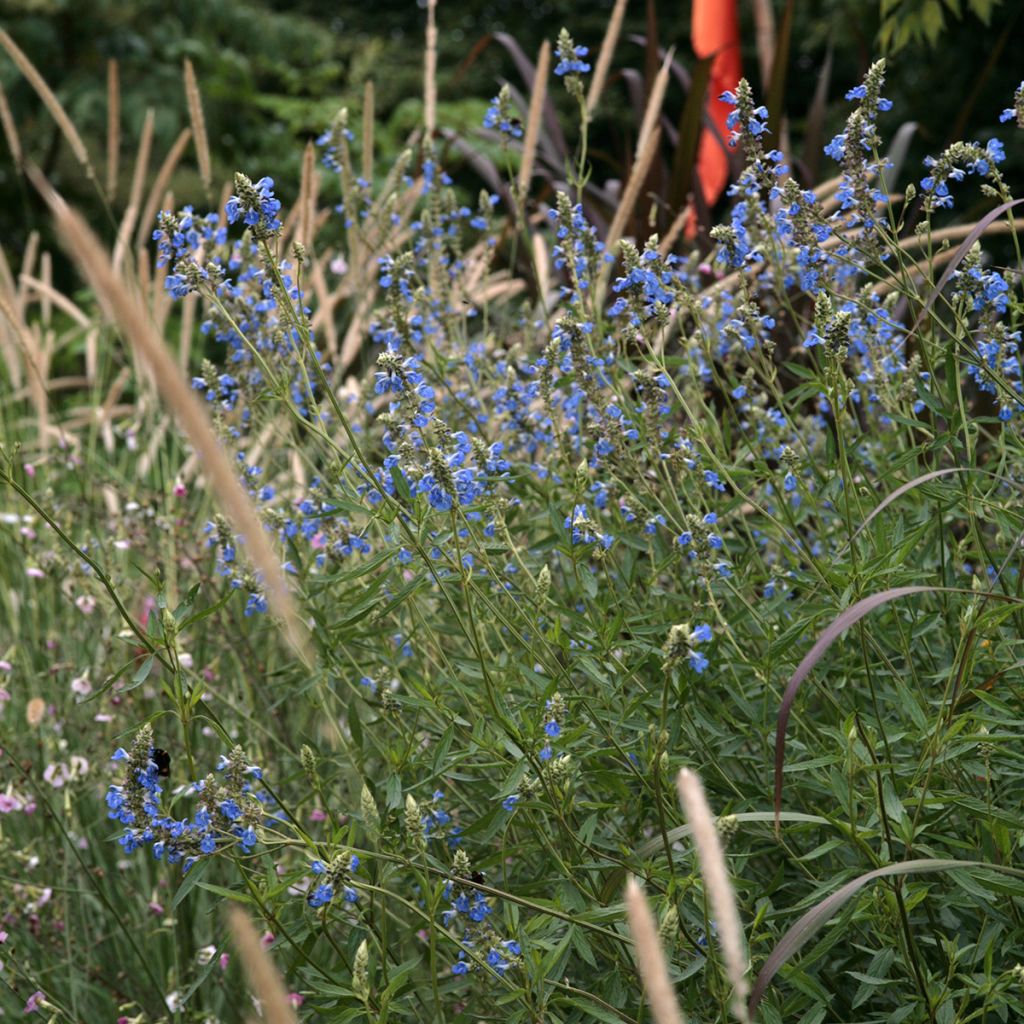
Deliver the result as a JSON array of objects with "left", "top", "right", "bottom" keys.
[{"left": 151, "top": 748, "right": 171, "bottom": 777}]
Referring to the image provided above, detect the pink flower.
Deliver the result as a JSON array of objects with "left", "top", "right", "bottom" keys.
[
  {"left": 23, "top": 463, "right": 35, "bottom": 477},
  {"left": 173, "top": 482, "right": 187, "bottom": 497},
  {"left": 219, "top": 952, "right": 230, "bottom": 970},
  {"left": 148, "top": 901, "right": 164, "bottom": 916},
  {"left": 43, "top": 763, "right": 70, "bottom": 788},
  {"left": 0, "top": 660, "right": 12, "bottom": 672},
  {"left": 260, "top": 931, "right": 275, "bottom": 950},
  {"left": 74, "top": 595, "right": 97, "bottom": 615},
  {"left": 308, "top": 808, "right": 327, "bottom": 822},
  {"left": 288, "top": 992, "right": 305, "bottom": 1008},
  {"left": 24, "top": 989, "right": 45, "bottom": 1012},
  {"left": 25, "top": 568, "right": 45, "bottom": 579},
  {"left": 71, "top": 674, "right": 92, "bottom": 696},
  {"left": 0, "top": 793, "right": 22, "bottom": 813}
]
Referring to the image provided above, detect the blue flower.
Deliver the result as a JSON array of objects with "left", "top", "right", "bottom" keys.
[{"left": 308, "top": 883, "right": 334, "bottom": 908}]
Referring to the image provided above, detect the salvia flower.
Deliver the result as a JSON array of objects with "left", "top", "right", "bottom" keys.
[
  {"left": 226, "top": 173, "right": 283, "bottom": 240},
  {"left": 1000, "top": 81, "right": 1024, "bottom": 129},
  {"left": 483, "top": 85, "right": 523, "bottom": 141}
]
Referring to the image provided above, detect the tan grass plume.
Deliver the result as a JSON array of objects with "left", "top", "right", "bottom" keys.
[
  {"left": 604, "top": 125, "right": 661, "bottom": 256},
  {"left": 635, "top": 46, "right": 673, "bottom": 164},
  {"left": 183, "top": 57, "right": 213, "bottom": 194},
  {"left": 423, "top": 0, "right": 438, "bottom": 138},
  {"left": 677, "top": 769, "right": 750, "bottom": 1023},
  {"left": 517, "top": 41, "right": 550, "bottom": 195},
  {"left": 362, "top": 80, "right": 375, "bottom": 184},
  {"left": 41, "top": 179, "right": 309, "bottom": 660},
  {"left": 586, "top": 0, "right": 628, "bottom": 117},
  {"left": 0, "top": 81, "right": 22, "bottom": 170},
  {"left": 135, "top": 127, "right": 193, "bottom": 250},
  {"left": 0, "top": 30, "right": 94, "bottom": 179},
  {"left": 113, "top": 107, "right": 155, "bottom": 272},
  {"left": 298, "top": 139, "right": 317, "bottom": 251},
  {"left": 106, "top": 59, "right": 120, "bottom": 198},
  {"left": 625, "top": 877, "right": 687, "bottom": 1024},
  {"left": 227, "top": 906, "right": 299, "bottom": 1024}
]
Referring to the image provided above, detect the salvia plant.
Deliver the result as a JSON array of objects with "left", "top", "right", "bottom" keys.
[{"left": 1, "top": 13, "right": 1024, "bottom": 1024}]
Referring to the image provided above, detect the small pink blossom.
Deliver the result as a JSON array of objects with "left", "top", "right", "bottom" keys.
[
  {"left": 173, "top": 481, "right": 188, "bottom": 497},
  {"left": 0, "top": 660, "right": 12, "bottom": 672},
  {"left": 24, "top": 989, "right": 44, "bottom": 1012},
  {"left": 43, "top": 763, "right": 70, "bottom": 788},
  {"left": 71, "top": 673, "right": 92, "bottom": 696},
  {"left": 288, "top": 993, "right": 305, "bottom": 1008},
  {"left": 23, "top": 463, "right": 35, "bottom": 477},
  {"left": 308, "top": 808, "right": 327, "bottom": 822},
  {"left": 25, "top": 567, "right": 44, "bottom": 579},
  {"left": 260, "top": 931, "right": 275, "bottom": 950},
  {"left": 74, "top": 595, "right": 97, "bottom": 615},
  {"left": 219, "top": 953, "right": 230, "bottom": 970}
]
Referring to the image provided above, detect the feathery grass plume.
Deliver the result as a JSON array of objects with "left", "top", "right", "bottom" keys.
[
  {"left": 16, "top": 274, "right": 90, "bottom": 330},
  {"left": 183, "top": 57, "right": 212, "bottom": 194},
  {"left": 423, "top": 0, "right": 438, "bottom": 138},
  {"left": 625, "top": 877, "right": 687, "bottom": 1024},
  {"left": 25, "top": 696, "right": 45, "bottom": 727},
  {"left": 362, "top": 79, "right": 375, "bottom": 184},
  {"left": 635, "top": 46, "right": 674, "bottom": 164},
  {"left": 0, "top": 82, "right": 22, "bottom": 170},
  {"left": 298, "top": 139, "right": 317, "bottom": 251},
  {"left": 750, "top": 0, "right": 776, "bottom": 90},
  {"left": 178, "top": 291, "right": 196, "bottom": 372},
  {"left": 586, "top": 0, "right": 628, "bottom": 117},
  {"left": 43, "top": 181, "right": 310, "bottom": 661},
  {"left": 226, "top": 907, "right": 299, "bottom": 1024},
  {"left": 0, "top": 30, "right": 94, "bottom": 179},
  {"left": 677, "top": 769, "right": 750, "bottom": 1022},
  {"left": 16, "top": 230, "right": 39, "bottom": 317},
  {"left": 39, "top": 251, "right": 52, "bottom": 326},
  {"left": 0, "top": 291, "right": 48, "bottom": 447},
  {"left": 106, "top": 59, "right": 120, "bottom": 199},
  {"left": 113, "top": 107, "right": 155, "bottom": 273},
  {"left": 604, "top": 125, "right": 661, "bottom": 256},
  {"left": 518, "top": 41, "right": 550, "bottom": 195},
  {"left": 135, "top": 128, "right": 192, "bottom": 250},
  {"left": 658, "top": 202, "right": 693, "bottom": 258}
]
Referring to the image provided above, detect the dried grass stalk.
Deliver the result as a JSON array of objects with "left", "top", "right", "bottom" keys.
[
  {"left": 362, "top": 80, "right": 375, "bottom": 184},
  {"left": 0, "top": 291, "right": 48, "bottom": 447},
  {"left": 106, "top": 59, "right": 120, "bottom": 198},
  {"left": 136, "top": 128, "right": 193, "bottom": 250},
  {"left": 0, "top": 29, "right": 94, "bottom": 178},
  {"left": 605, "top": 125, "right": 661, "bottom": 255},
  {"left": 298, "top": 139, "right": 317, "bottom": 251},
  {"left": 635, "top": 46, "right": 673, "bottom": 163},
  {"left": 48, "top": 189, "right": 309, "bottom": 659},
  {"left": 658, "top": 202, "right": 693, "bottom": 259},
  {"left": 227, "top": 907, "right": 299, "bottom": 1024},
  {"left": 677, "top": 769, "right": 749, "bottom": 1022},
  {"left": 39, "top": 251, "right": 52, "bottom": 326},
  {"left": 625, "top": 877, "right": 687, "bottom": 1024},
  {"left": 114, "top": 107, "right": 155, "bottom": 272},
  {"left": 518, "top": 41, "right": 550, "bottom": 194},
  {"left": 423, "top": 0, "right": 438, "bottom": 138},
  {"left": 183, "top": 57, "right": 212, "bottom": 193},
  {"left": 0, "top": 81, "right": 22, "bottom": 169},
  {"left": 750, "top": 0, "right": 776, "bottom": 90},
  {"left": 19, "top": 274, "right": 92, "bottom": 329},
  {"left": 586, "top": 0, "right": 628, "bottom": 117},
  {"left": 16, "top": 231, "right": 39, "bottom": 316}
]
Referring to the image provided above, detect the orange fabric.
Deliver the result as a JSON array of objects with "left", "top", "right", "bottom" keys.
[{"left": 690, "top": 0, "right": 742, "bottom": 221}]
